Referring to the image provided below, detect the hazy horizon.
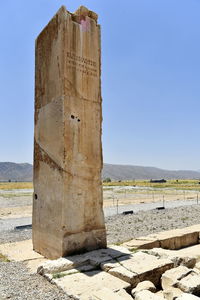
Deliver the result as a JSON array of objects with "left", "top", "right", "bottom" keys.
[{"left": 1, "top": 161, "right": 200, "bottom": 173}]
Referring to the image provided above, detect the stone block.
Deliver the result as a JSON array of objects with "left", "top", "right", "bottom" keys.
[
  {"left": 176, "top": 293, "right": 200, "bottom": 299},
  {"left": 37, "top": 257, "right": 81, "bottom": 275},
  {"left": 116, "top": 289, "right": 133, "bottom": 300},
  {"left": 122, "top": 238, "right": 159, "bottom": 250},
  {"left": 37, "top": 246, "right": 131, "bottom": 274},
  {"left": 135, "top": 290, "right": 164, "bottom": 300},
  {"left": 148, "top": 248, "right": 196, "bottom": 268},
  {"left": 148, "top": 228, "right": 199, "bottom": 250},
  {"left": 117, "top": 252, "right": 174, "bottom": 287},
  {"left": 175, "top": 272, "right": 200, "bottom": 296},
  {"left": 163, "top": 287, "right": 183, "bottom": 300},
  {"left": 0, "top": 239, "right": 42, "bottom": 262},
  {"left": 155, "top": 291, "right": 165, "bottom": 298},
  {"left": 105, "top": 245, "right": 131, "bottom": 257},
  {"left": 122, "top": 225, "right": 200, "bottom": 252},
  {"left": 92, "top": 287, "right": 130, "bottom": 300},
  {"left": 178, "top": 244, "right": 200, "bottom": 262},
  {"left": 100, "top": 259, "right": 120, "bottom": 271},
  {"left": 132, "top": 281, "right": 156, "bottom": 296},
  {"left": 51, "top": 270, "right": 131, "bottom": 299},
  {"left": 108, "top": 266, "right": 138, "bottom": 285},
  {"left": 161, "top": 266, "right": 192, "bottom": 290}
]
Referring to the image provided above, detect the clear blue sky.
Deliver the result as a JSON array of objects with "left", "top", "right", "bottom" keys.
[{"left": 0, "top": 0, "right": 200, "bottom": 170}]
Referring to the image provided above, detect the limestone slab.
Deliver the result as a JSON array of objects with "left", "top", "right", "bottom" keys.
[
  {"left": 100, "top": 259, "right": 120, "bottom": 271},
  {"left": 176, "top": 294, "right": 200, "bottom": 299},
  {"left": 37, "top": 246, "right": 131, "bottom": 274},
  {"left": 122, "top": 225, "right": 200, "bottom": 252},
  {"left": 178, "top": 244, "right": 200, "bottom": 262},
  {"left": 92, "top": 287, "right": 129, "bottom": 300},
  {"left": 122, "top": 238, "right": 159, "bottom": 250},
  {"left": 131, "top": 281, "right": 156, "bottom": 296},
  {"left": 44, "top": 264, "right": 96, "bottom": 282},
  {"left": 175, "top": 272, "right": 200, "bottom": 295},
  {"left": 109, "top": 266, "right": 138, "bottom": 285},
  {"left": 135, "top": 290, "right": 164, "bottom": 300},
  {"left": 147, "top": 228, "right": 199, "bottom": 250},
  {"left": 52, "top": 270, "right": 131, "bottom": 300},
  {"left": 37, "top": 257, "right": 80, "bottom": 275},
  {"left": 163, "top": 287, "right": 183, "bottom": 300},
  {"left": 161, "top": 266, "right": 192, "bottom": 290},
  {"left": 117, "top": 252, "right": 174, "bottom": 287},
  {"left": 116, "top": 289, "right": 133, "bottom": 300},
  {"left": 0, "top": 239, "right": 42, "bottom": 262},
  {"left": 104, "top": 245, "right": 131, "bottom": 257},
  {"left": 148, "top": 248, "right": 196, "bottom": 268}
]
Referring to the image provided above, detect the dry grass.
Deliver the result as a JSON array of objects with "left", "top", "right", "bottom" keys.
[
  {"left": 103, "top": 179, "right": 200, "bottom": 191},
  {"left": 0, "top": 182, "right": 33, "bottom": 190},
  {"left": 0, "top": 253, "right": 10, "bottom": 262}
]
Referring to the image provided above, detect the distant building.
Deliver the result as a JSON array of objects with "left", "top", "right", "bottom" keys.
[{"left": 150, "top": 179, "right": 167, "bottom": 183}]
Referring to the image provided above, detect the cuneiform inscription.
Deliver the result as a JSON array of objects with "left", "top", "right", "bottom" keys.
[{"left": 67, "top": 52, "right": 98, "bottom": 78}]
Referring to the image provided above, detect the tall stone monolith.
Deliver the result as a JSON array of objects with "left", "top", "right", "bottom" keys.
[{"left": 33, "top": 6, "right": 107, "bottom": 259}]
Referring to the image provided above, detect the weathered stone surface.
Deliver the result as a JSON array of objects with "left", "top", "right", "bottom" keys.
[
  {"left": 100, "top": 259, "right": 120, "bottom": 271},
  {"left": 163, "top": 287, "right": 183, "bottom": 300},
  {"left": 148, "top": 248, "right": 196, "bottom": 268},
  {"left": 116, "top": 252, "right": 174, "bottom": 287},
  {"left": 135, "top": 290, "right": 164, "bottom": 300},
  {"left": 155, "top": 291, "right": 165, "bottom": 298},
  {"left": 175, "top": 272, "right": 200, "bottom": 295},
  {"left": 44, "top": 264, "right": 96, "bottom": 282},
  {"left": 52, "top": 270, "right": 130, "bottom": 300},
  {"left": 38, "top": 257, "right": 78, "bottom": 275},
  {"left": 122, "top": 237, "right": 159, "bottom": 250},
  {"left": 178, "top": 244, "right": 200, "bottom": 262},
  {"left": 116, "top": 289, "right": 133, "bottom": 300},
  {"left": 131, "top": 281, "right": 156, "bottom": 296},
  {"left": 92, "top": 287, "right": 131, "bottom": 300},
  {"left": 176, "top": 293, "right": 200, "bottom": 299},
  {"left": 0, "top": 239, "right": 43, "bottom": 262},
  {"left": 161, "top": 266, "right": 192, "bottom": 290},
  {"left": 122, "top": 226, "right": 200, "bottom": 252},
  {"left": 25, "top": 258, "right": 47, "bottom": 274},
  {"left": 147, "top": 228, "right": 199, "bottom": 250},
  {"left": 37, "top": 246, "right": 130, "bottom": 274},
  {"left": 105, "top": 245, "right": 131, "bottom": 257},
  {"left": 109, "top": 266, "right": 137, "bottom": 285},
  {"left": 195, "top": 262, "right": 200, "bottom": 270},
  {"left": 33, "top": 5, "right": 106, "bottom": 259}
]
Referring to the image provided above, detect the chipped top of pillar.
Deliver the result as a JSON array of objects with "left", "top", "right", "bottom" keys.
[
  {"left": 36, "top": 5, "right": 99, "bottom": 41},
  {"left": 74, "top": 6, "right": 98, "bottom": 22},
  {"left": 57, "top": 5, "right": 98, "bottom": 23}
]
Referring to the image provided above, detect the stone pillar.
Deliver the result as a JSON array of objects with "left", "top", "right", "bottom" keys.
[{"left": 33, "top": 6, "right": 106, "bottom": 259}]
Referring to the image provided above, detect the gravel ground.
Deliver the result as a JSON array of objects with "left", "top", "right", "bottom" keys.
[
  {"left": 106, "top": 204, "right": 200, "bottom": 244},
  {"left": 0, "top": 261, "right": 72, "bottom": 300},
  {"left": 1, "top": 204, "right": 200, "bottom": 299},
  {"left": 0, "top": 228, "right": 32, "bottom": 244},
  {"left": 1, "top": 204, "right": 200, "bottom": 245},
  {"left": 0, "top": 196, "right": 32, "bottom": 208}
]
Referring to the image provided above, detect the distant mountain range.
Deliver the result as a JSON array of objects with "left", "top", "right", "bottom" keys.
[
  {"left": 0, "top": 162, "right": 33, "bottom": 181},
  {"left": 103, "top": 164, "right": 200, "bottom": 180},
  {"left": 0, "top": 162, "right": 200, "bottom": 182}
]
